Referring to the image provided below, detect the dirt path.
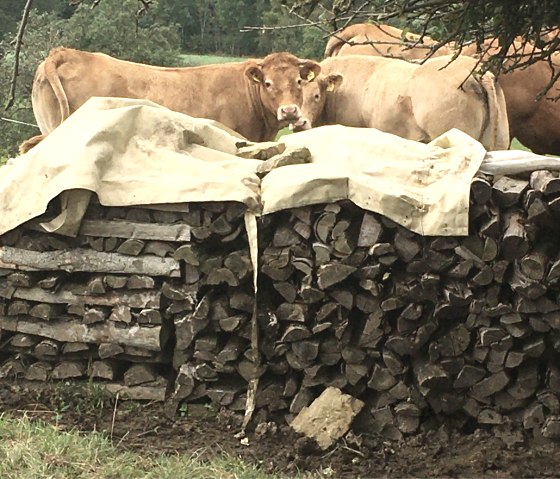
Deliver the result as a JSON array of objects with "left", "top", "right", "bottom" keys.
[{"left": 1, "top": 380, "right": 559, "bottom": 478}]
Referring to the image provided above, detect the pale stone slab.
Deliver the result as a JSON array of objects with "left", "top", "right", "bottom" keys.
[{"left": 290, "top": 387, "right": 364, "bottom": 450}]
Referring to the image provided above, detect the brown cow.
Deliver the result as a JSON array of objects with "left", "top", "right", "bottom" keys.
[
  {"left": 326, "top": 24, "right": 560, "bottom": 155},
  {"left": 295, "top": 55, "right": 510, "bottom": 151},
  {"left": 19, "top": 47, "right": 321, "bottom": 153},
  {"left": 324, "top": 23, "right": 452, "bottom": 59},
  {"left": 461, "top": 39, "right": 560, "bottom": 155}
]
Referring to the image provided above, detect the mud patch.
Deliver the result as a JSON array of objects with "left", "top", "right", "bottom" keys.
[{"left": 1, "top": 380, "right": 559, "bottom": 478}]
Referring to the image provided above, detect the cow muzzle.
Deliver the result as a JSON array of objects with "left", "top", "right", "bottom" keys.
[
  {"left": 289, "top": 117, "right": 311, "bottom": 132},
  {"left": 277, "top": 104, "right": 301, "bottom": 122}
]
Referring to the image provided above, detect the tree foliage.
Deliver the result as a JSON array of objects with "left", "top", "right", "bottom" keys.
[
  {"left": 0, "top": 0, "right": 180, "bottom": 159},
  {"left": 280, "top": 0, "right": 560, "bottom": 71},
  {"left": 1, "top": 0, "right": 558, "bottom": 159}
]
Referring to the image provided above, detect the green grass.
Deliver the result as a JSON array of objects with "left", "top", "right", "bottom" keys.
[
  {"left": 510, "top": 137, "right": 531, "bottom": 152},
  {"left": 0, "top": 414, "right": 309, "bottom": 479},
  {"left": 276, "top": 127, "right": 292, "bottom": 140},
  {"left": 178, "top": 53, "right": 247, "bottom": 67}
]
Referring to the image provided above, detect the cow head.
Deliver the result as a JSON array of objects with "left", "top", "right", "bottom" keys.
[
  {"left": 244, "top": 52, "right": 321, "bottom": 124},
  {"left": 291, "top": 72, "right": 344, "bottom": 131}
]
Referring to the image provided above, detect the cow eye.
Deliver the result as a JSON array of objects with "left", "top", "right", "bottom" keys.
[
  {"left": 297, "top": 78, "right": 303, "bottom": 86},
  {"left": 314, "top": 93, "right": 320, "bottom": 100},
  {"left": 264, "top": 80, "right": 272, "bottom": 88}
]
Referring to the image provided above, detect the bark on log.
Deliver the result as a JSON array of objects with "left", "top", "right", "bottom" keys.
[
  {"left": 0, "top": 316, "right": 167, "bottom": 351},
  {"left": 0, "top": 246, "right": 180, "bottom": 277},
  {"left": 79, "top": 219, "right": 191, "bottom": 242}
]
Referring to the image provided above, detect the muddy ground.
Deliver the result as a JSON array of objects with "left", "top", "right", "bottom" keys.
[{"left": 1, "top": 380, "right": 559, "bottom": 478}]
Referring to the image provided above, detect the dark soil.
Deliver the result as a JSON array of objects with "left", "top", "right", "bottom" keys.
[{"left": 1, "top": 379, "right": 560, "bottom": 478}]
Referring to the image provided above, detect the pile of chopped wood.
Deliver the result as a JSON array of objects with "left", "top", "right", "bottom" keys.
[
  {"left": 2, "top": 169, "right": 560, "bottom": 439},
  {"left": 0, "top": 199, "right": 251, "bottom": 402},
  {"left": 246, "top": 170, "right": 560, "bottom": 439}
]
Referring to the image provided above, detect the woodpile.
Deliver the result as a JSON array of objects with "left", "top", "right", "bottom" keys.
[
  {"left": 0, "top": 199, "right": 251, "bottom": 402},
  {"left": 2, "top": 169, "right": 560, "bottom": 440}
]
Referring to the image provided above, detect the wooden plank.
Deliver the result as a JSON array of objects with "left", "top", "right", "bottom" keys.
[
  {"left": 0, "top": 315, "right": 166, "bottom": 351},
  {"left": 0, "top": 246, "right": 180, "bottom": 277},
  {"left": 79, "top": 219, "right": 190, "bottom": 242},
  {"left": 0, "top": 284, "right": 160, "bottom": 309}
]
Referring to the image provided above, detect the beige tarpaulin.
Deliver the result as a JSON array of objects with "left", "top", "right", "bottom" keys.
[
  {"left": 0, "top": 97, "right": 261, "bottom": 237},
  {"left": 271, "top": 125, "right": 486, "bottom": 236},
  {"left": 0, "top": 96, "right": 490, "bottom": 237}
]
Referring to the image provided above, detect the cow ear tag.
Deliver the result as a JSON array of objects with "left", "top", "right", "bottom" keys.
[
  {"left": 251, "top": 73, "right": 262, "bottom": 83},
  {"left": 306, "top": 71, "right": 316, "bottom": 81},
  {"left": 326, "top": 82, "right": 336, "bottom": 92}
]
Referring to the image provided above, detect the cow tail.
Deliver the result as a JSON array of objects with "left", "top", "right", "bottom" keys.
[
  {"left": 325, "top": 27, "right": 363, "bottom": 57},
  {"left": 44, "top": 53, "right": 70, "bottom": 124},
  {"left": 479, "top": 73, "right": 510, "bottom": 150},
  {"left": 324, "top": 35, "right": 345, "bottom": 57}
]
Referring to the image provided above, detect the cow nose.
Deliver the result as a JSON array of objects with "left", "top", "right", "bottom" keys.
[
  {"left": 278, "top": 104, "right": 301, "bottom": 121},
  {"left": 290, "top": 117, "right": 310, "bottom": 132}
]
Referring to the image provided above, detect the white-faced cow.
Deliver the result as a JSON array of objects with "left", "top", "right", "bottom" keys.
[
  {"left": 19, "top": 47, "right": 322, "bottom": 153},
  {"left": 296, "top": 55, "right": 510, "bottom": 151}
]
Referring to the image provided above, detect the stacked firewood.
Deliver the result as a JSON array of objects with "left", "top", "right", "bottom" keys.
[
  {"left": 166, "top": 201, "right": 255, "bottom": 413},
  {"left": 0, "top": 199, "right": 251, "bottom": 403},
  {"left": 2, "top": 169, "right": 560, "bottom": 439},
  {"left": 248, "top": 170, "right": 560, "bottom": 439}
]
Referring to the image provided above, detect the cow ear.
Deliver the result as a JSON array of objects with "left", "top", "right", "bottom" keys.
[
  {"left": 245, "top": 62, "right": 264, "bottom": 83},
  {"left": 299, "top": 60, "right": 321, "bottom": 82},
  {"left": 326, "top": 73, "right": 344, "bottom": 92}
]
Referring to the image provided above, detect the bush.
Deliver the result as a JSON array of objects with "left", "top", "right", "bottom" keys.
[{"left": 0, "top": 0, "right": 182, "bottom": 159}]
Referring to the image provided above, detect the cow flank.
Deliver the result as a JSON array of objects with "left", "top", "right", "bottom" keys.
[{"left": 20, "top": 47, "right": 322, "bottom": 154}]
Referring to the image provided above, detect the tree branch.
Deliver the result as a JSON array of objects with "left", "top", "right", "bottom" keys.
[{"left": 4, "top": 0, "right": 34, "bottom": 111}]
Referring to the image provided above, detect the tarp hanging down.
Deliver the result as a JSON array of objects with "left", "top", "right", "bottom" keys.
[
  {"left": 2, "top": 96, "right": 554, "bottom": 238},
  {"left": 0, "top": 97, "right": 261, "bottom": 237}
]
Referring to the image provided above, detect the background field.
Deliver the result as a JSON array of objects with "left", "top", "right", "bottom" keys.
[{"left": 178, "top": 53, "right": 247, "bottom": 66}]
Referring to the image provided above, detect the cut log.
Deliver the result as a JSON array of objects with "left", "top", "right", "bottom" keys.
[
  {"left": 34, "top": 339, "right": 60, "bottom": 358},
  {"left": 492, "top": 176, "right": 529, "bottom": 207},
  {"left": 317, "top": 263, "right": 357, "bottom": 290},
  {"left": 0, "top": 284, "right": 161, "bottom": 309},
  {"left": 83, "top": 307, "right": 109, "bottom": 325},
  {"left": 109, "top": 305, "right": 132, "bottom": 324},
  {"left": 98, "top": 343, "right": 126, "bottom": 359},
  {"left": 530, "top": 170, "right": 560, "bottom": 196},
  {"left": 91, "top": 360, "right": 119, "bottom": 380},
  {"left": 0, "top": 316, "right": 167, "bottom": 351},
  {"left": 0, "top": 246, "right": 180, "bottom": 277},
  {"left": 470, "top": 177, "right": 493, "bottom": 204},
  {"left": 123, "top": 364, "right": 158, "bottom": 386},
  {"left": 25, "top": 361, "right": 52, "bottom": 381},
  {"left": 51, "top": 360, "right": 87, "bottom": 379},
  {"left": 29, "top": 303, "right": 64, "bottom": 321},
  {"left": 105, "top": 382, "right": 167, "bottom": 401},
  {"left": 79, "top": 219, "right": 191, "bottom": 242},
  {"left": 501, "top": 212, "right": 529, "bottom": 260}
]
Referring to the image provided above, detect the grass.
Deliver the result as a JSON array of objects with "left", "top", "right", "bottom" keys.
[
  {"left": 0, "top": 414, "right": 307, "bottom": 479},
  {"left": 510, "top": 137, "right": 531, "bottom": 152},
  {"left": 178, "top": 53, "right": 247, "bottom": 67}
]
